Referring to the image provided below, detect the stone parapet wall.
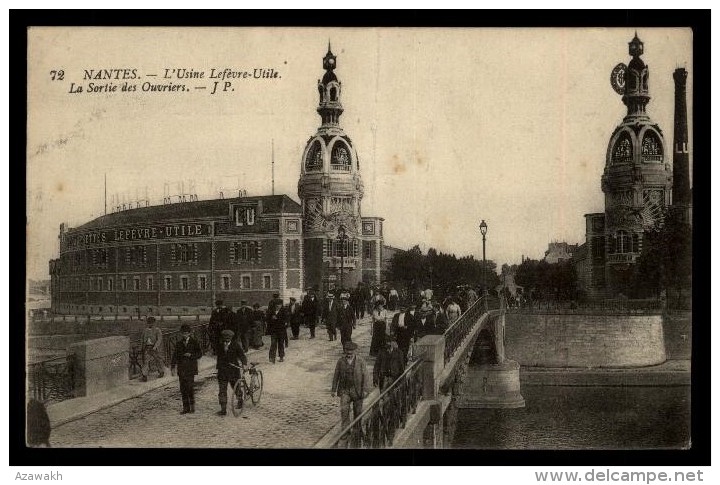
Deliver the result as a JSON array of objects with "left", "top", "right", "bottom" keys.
[
  {"left": 68, "top": 336, "right": 130, "bottom": 397},
  {"left": 505, "top": 313, "right": 666, "bottom": 368}
]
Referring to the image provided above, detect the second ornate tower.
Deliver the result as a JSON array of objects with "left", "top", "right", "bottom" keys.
[
  {"left": 599, "top": 33, "right": 674, "bottom": 296},
  {"left": 299, "top": 44, "right": 382, "bottom": 293}
]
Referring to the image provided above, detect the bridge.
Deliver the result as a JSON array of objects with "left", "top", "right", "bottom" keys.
[
  {"left": 316, "top": 296, "right": 524, "bottom": 448},
  {"left": 32, "top": 296, "right": 517, "bottom": 449},
  {"left": 32, "top": 294, "right": 677, "bottom": 448}
]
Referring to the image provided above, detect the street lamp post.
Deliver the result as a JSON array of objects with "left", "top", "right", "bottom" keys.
[
  {"left": 479, "top": 219, "right": 488, "bottom": 295},
  {"left": 336, "top": 225, "right": 349, "bottom": 292}
]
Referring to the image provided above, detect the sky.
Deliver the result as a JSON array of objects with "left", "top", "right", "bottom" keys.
[{"left": 26, "top": 27, "right": 693, "bottom": 281}]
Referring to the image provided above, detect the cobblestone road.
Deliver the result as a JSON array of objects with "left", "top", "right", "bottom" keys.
[{"left": 51, "top": 316, "right": 377, "bottom": 448}]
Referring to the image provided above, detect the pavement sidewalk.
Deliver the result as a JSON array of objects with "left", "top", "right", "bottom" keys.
[
  {"left": 47, "top": 344, "right": 261, "bottom": 428},
  {"left": 47, "top": 316, "right": 379, "bottom": 431}
]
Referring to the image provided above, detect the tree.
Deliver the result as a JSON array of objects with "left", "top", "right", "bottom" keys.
[{"left": 634, "top": 210, "right": 692, "bottom": 303}]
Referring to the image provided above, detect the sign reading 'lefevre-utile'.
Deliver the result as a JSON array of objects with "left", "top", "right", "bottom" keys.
[{"left": 62, "top": 223, "right": 211, "bottom": 249}]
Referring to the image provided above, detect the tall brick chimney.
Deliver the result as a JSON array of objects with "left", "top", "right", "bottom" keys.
[{"left": 672, "top": 68, "right": 691, "bottom": 207}]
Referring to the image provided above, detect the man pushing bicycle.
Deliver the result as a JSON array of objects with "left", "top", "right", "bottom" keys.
[{"left": 216, "top": 329, "right": 247, "bottom": 416}]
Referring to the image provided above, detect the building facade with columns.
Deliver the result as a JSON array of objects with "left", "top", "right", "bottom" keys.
[
  {"left": 575, "top": 34, "right": 691, "bottom": 299},
  {"left": 49, "top": 45, "right": 384, "bottom": 315}
]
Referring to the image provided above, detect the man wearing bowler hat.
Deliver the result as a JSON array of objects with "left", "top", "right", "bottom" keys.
[
  {"left": 170, "top": 324, "right": 203, "bottom": 414},
  {"left": 331, "top": 341, "right": 371, "bottom": 437},
  {"left": 215, "top": 329, "right": 247, "bottom": 415},
  {"left": 322, "top": 292, "right": 339, "bottom": 341},
  {"left": 337, "top": 292, "right": 357, "bottom": 347}
]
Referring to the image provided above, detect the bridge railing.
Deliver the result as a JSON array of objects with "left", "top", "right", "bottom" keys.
[
  {"left": 27, "top": 355, "right": 76, "bottom": 404},
  {"left": 443, "top": 295, "right": 501, "bottom": 364},
  {"left": 506, "top": 298, "right": 666, "bottom": 315},
  {"left": 328, "top": 352, "right": 426, "bottom": 449},
  {"left": 129, "top": 323, "right": 211, "bottom": 379}
]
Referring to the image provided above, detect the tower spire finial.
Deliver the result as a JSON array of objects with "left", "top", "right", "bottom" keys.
[{"left": 328, "top": 39, "right": 331, "bottom": 53}]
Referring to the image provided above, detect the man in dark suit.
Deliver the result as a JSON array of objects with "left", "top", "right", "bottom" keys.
[
  {"left": 414, "top": 306, "right": 436, "bottom": 341},
  {"left": 170, "top": 324, "right": 203, "bottom": 414},
  {"left": 209, "top": 299, "right": 231, "bottom": 356},
  {"left": 267, "top": 303, "right": 287, "bottom": 363},
  {"left": 337, "top": 292, "right": 357, "bottom": 346},
  {"left": 287, "top": 297, "right": 303, "bottom": 339},
  {"left": 235, "top": 300, "right": 253, "bottom": 352},
  {"left": 373, "top": 338, "right": 406, "bottom": 390},
  {"left": 215, "top": 329, "right": 248, "bottom": 416},
  {"left": 322, "top": 292, "right": 339, "bottom": 341},
  {"left": 301, "top": 289, "right": 319, "bottom": 339},
  {"left": 391, "top": 305, "right": 415, "bottom": 365}
]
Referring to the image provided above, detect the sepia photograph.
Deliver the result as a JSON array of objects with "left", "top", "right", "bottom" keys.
[{"left": 23, "top": 25, "right": 696, "bottom": 455}]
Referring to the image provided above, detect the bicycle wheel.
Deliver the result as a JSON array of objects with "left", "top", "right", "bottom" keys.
[
  {"left": 230, "top": 379, "right": 245, "bottom": 417},
  {"left": 250, "top": 370, "right": 263, "bottom": 405}
]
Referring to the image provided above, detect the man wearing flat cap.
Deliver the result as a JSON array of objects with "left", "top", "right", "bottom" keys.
[
  {"left": 215, "top": 329, "right": 247, "bottom": 415},
  {"left": 331, "top": 341, "right": 371, "bottom": 438},
  {"left": 170, "top": 324, "right": 202, "bottom": 414}
]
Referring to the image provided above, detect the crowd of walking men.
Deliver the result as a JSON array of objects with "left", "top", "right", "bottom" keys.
[{"left": 139, "top": 283, "right": 478, "bottom": 425}]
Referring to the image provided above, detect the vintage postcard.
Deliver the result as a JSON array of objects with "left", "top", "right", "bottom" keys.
[{"left": 26, "top": 27, "right": 693, "bottom": 452}]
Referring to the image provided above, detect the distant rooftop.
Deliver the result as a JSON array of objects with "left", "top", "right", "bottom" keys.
[{"left": 70, "top": 195, "right": 302, "bottom": 232}]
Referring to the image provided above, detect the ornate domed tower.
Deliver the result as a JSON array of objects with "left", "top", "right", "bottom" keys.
[
  {"left": 601, "top": 33, "right": 673, "bottom": 295},
  {"left": 298, "top": 44, "right": 368, "bottom": 292}
]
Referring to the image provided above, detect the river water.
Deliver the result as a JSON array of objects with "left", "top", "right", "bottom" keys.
[{"left": 452, "top": 384, "right": 690, "bottom": 449}]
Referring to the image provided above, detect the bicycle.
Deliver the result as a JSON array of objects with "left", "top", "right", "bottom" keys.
[{"left": 228, "top": 362, "right": 263, "bottom": 417}]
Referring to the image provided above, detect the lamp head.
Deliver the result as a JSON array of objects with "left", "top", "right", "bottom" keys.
[{"left": 479, "top": 219, "right": 488, "bottom": 236}]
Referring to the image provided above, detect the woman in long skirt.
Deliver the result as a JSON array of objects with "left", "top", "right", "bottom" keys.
[{"left": 369, "top": 300, "right": 388, "bottom": 357}]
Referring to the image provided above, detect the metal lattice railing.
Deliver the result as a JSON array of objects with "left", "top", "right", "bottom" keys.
[
  {"left": 443, "top": 295, "right": 500, "bottom": 364},
  {"left": 330, "top": 353, "right": 426, "bottom": 449},
  {"left": 27, "top": 355, "right": 76, "bottom": 404}
]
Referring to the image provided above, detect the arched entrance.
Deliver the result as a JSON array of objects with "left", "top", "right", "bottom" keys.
[{"left": 470, "top": 328, "right": 497, "bottom": 366}]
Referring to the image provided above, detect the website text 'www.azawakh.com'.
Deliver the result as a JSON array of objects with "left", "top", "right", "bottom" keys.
[{"left": 535, "top": 470, "right": 705, "bottom": 484}]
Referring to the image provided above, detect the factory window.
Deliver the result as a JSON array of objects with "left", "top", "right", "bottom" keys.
[
  {"left": 180, "top": 276, "right": 189, "bottom": 290},
  {"left": 198, "top": 275, "right": 207, "bottom": 290},
  {"left": 233, "top": 241, "right": 261, "bottom": 263},
  {"left": 171, "top": 243, "right": 198, "bottom": 265},
  {"left": 164, "top": 276, "right": 172, "bottom": 290},
  {"left": 133, "top": 277, "right": 140, "bottom": 291},
  {"left": 235, "top": 206, "right": 256, "bottom": 226},
  {"left": 92, "top": 248, "right": 109, "bottom": 269},
  {"left": 363, "top": 241, "right": 372, "bottom": 260},
  {"left": 221, "top": 275, "right": 231, "bottom": 290},
  {"left": 263, "top": 274, "right": 272, "bottom": 289},
  {"left": 615, "top": 231, "right": 632, "bottom": 254},
  {"left": 591, "top": 236, "right": 605, "bottom": 262},
  {"left": 147, "top": 276, "right": 154, "bottom": 290},
  {"left": 121, "top": 277, "right": 128, "bottom": 290},
  {"left": 95, "top": 277, "right": 102, "bottom": 291},
  {"left": 177, "top": 244, "right": 190, "bottom": 263},
  {"left": 126, "top": 245, "right": 148, "bottom": 266},
  {"left": 107, "top": 278, "right": 114, "bottom": 291},
  {"left": 241, "top": 274, "right": 251, "bottom": 289}
]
